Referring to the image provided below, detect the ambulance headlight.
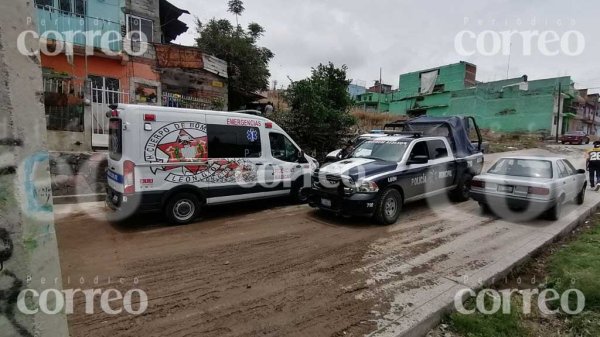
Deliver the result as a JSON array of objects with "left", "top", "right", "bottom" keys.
[{"left": 355, "top": 180, "right": 379, "bottom": 193}]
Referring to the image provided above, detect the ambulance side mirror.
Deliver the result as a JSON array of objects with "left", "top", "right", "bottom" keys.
[{"left": 298, "top": 151, "right": 308, "bottom": 164}]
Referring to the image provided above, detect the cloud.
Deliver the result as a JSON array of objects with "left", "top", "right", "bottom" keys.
[{"left": 169, "top": 0, "right": 600, "bottom": 92}]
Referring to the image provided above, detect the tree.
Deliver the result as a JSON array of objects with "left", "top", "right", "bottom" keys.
[
  {"left": 227, "top": 0, "right": 245, "bottom": 26},
  {"left": 277, "top": 63, "right": 356, "bottom": 160},
  {"left": 196, "top": 16, "right": 273, "bottom": 110}
]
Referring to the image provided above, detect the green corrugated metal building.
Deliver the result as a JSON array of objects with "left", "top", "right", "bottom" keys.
[{"left": 357, "top": 61, "right": 580, "bottom": 135}]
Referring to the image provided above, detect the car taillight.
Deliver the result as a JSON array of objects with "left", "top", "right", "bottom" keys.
[
  {"left": 124, "top": 160, "right": 135, "bottom": 195},
  {"left": 471, "top": 179, "right": 485, "bottom": 188},
  {"left": 528, "top": 187, "right": 549, "bottom": 195}
]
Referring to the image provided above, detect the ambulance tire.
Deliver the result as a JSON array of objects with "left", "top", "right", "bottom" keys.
[
  {"left": 164, "top": 193, "right": 201, "bottom": 225},
  {"left": 291, "top": 179, "right": 310, "bottom": 204}
]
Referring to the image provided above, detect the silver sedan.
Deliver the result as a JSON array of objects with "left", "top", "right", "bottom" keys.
[{"left": 470, "top": 156, "right": 587, "bottom": 220}]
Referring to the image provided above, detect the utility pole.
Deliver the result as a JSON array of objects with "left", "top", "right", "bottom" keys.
[
  {"left": 0, "top": 1, "right": 69, "bottom": 336},
  {"left": 555, "top": 82, "right": 562, "bottom": 143}
]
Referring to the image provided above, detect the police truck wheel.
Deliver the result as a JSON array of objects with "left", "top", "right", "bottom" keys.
[
  {"left": 165, "top": 193, "right": 200, "bottom": 225},
  {"left": 374, "top": 188, "right": 402, "bottom": 225},
  {"left": 451, "top": 175, "right": 472, "bottom": 202}
]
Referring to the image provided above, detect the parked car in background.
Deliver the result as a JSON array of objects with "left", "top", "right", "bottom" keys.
[
  {"left": 470, "top": 156, "right": 586, "bottom": 221},
  {"left": 560, "top": 131, "right": 590, "bottom": 145}
]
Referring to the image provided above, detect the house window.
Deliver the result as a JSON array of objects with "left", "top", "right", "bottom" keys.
[
  {"left": 59, "top": 0, "right": 71, "bottom": 12},
  {"left": 127, "top": 15, "right": 154, "bottom": 43},
  {"left": 89, "top": 75, "right": 120, "bottom": 104},
  {"left": 74, "top": 0, "right": 85, "bottom": 15}
]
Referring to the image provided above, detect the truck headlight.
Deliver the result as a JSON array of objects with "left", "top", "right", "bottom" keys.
[{"left": 355, "top": 180, "right": 379, "bottom": 193}]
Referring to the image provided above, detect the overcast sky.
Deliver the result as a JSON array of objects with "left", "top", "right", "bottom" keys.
[{"left": 169, "top": 0, "right": 600, "bottom": 92}]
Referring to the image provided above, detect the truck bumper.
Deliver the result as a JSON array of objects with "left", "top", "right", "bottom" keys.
[
  {"left": 308, "top": 188, "right": 378, "bottom": 216},
  {"left": 106, "top": 187, "right": 163, "bottom": 216}
]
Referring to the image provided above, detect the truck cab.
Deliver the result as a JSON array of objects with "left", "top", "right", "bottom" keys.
[{"left": 309, "top": 131, "right": 484, "bottom": 225}]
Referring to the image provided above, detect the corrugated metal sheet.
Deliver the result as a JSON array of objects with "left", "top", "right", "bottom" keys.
[
  {"left": 202, "top": 54, "right": 228, "bottom": 78},
  {"left": 155, "top": 44, "right": 203, "bottom": 69}
]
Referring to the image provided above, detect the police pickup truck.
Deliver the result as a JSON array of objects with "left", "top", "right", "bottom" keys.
[{"left": 309, "top": 116, "right": 484, "bottom": 225}]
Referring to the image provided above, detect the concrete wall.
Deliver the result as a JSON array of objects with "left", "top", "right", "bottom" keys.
[{"left": 0, "top": 1, "right": 69, "bottom": 336}]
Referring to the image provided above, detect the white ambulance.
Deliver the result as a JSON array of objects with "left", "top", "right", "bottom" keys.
[{"left": 105, "top": 104, "right": 318, "bottom": 224}]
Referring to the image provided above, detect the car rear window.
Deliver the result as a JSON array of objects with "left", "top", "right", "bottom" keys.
[
  {"left": 488, "top": 159, "right": 553, "bottom": 179},
  {"left": 109, "top": 118, "right": 122, "bottom": 161}
]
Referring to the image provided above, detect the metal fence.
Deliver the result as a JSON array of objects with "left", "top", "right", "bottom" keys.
[
  {"left": 162, "top": 92, "right": 214, "bottom": 110},
  {"left": 91, "top": 86, "right": 129, "bottom": 147},
  {"left": 43, "top": 78, "right": 85, "bottom": 132}
]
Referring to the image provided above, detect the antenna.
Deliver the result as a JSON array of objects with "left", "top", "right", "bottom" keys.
[{"left": 506, "top": 42, "right": 512, "bottom": 79}]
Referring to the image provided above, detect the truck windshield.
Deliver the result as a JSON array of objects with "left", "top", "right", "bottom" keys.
[{"left": 351, "top": 140, "right": 409, "bottom": 162}]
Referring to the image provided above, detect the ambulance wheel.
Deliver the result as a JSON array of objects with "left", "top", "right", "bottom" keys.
[
  {"left": 165, "top": 193, "right": 200, "bottom": 225},
  {"left": 374, "top": 188, "right": 402, "bottom": 225},
  {"left": 291, "top": 180, "right": 310, "bottom": 204}
]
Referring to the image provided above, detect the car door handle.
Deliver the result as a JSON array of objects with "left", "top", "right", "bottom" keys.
[
  {"left": 295, "top": 165, "right": 302, "bottom": 168},
  {"left": 255, "top": 163, "right": 264, "bottom": 166}
]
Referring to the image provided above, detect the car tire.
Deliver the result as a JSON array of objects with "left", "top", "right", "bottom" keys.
[
  {"left": 576, "top": 186, "right": 586, "bottom": 205},
  {"left": 451, "top": 174, "right": 473, "bottom": 202},
  {"left": 479, "top": 202, "right": 491, "bottom": 214},
  {"left": 165, "top": 193, "right": 201, "bottom": 225},
  {"left": 586, "top": 138, "right": 590, "bottom": 145},
  {"left": 547, "top": 198, "right": 563, "bottom": 221},
  {"left": 374, "top": 188, "right": 402, "bottom": 225}
]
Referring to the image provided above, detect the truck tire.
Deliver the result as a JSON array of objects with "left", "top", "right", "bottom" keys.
[
  {"left": 374, "top": 188, "right": 402, "bottom": 225},
  {"left": 451, "top": 174, "right": 473, "bottom": 202},
  {"left": 164, "top": 192, "right": 201, "bottom": 225}
]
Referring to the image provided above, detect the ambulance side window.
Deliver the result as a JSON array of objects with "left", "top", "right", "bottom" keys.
[
  {"left": 269, "top": 133, "right": 299, "bottom": 162},
  {"left": 108, "top": 118, "right": 122, "bottom": 161},
  {"left": 207, "top": 125, "right": 262, "bottom": 158}
]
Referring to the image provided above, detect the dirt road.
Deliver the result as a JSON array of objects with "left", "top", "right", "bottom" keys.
[{"left": 53, "top": 146, "right": 590, "bottom": 337}]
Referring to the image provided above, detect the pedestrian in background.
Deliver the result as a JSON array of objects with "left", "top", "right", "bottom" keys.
[
  {"left": 264, "top": 101, "right": 274, "bottom": 116},
  {"left": 586, "top": 140, "right": 600, "bottom": 191}
]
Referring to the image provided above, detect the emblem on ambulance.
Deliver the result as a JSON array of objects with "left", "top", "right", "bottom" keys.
[{"left": 144, "top": 121, "right": 257, "bottom": 184}]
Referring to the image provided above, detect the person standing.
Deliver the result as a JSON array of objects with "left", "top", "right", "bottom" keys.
[
  {"left": 264, "top": 101, "right": 274, "bottom": 116},
  {"left": 586, "top": 141, "right": 600, "bottom": 191}
]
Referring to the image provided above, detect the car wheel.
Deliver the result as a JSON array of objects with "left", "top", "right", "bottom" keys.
[
  {"left": 165, "top": 193, "right": 201, "bottom": 225},
  {"left": 478, "top": 202, "right": 491, "bottom": 214},
  {"left": 586, "top": 138, "right": 590, "bottom": 145},
  {"left": 451, "top": 175, "right": 473, "bottom": 202},
  {"left": 547, "top": 198, "right": 563, "bottom": 221},
  {"left": 576, "top": 185, "right": 586, "bottom": 205},
  {"left": 374, "top": 188, "right": 402, "bottom": 225}
]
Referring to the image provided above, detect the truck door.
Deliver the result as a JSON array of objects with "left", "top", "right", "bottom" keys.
[
  {"left": 403, "top": 140, "right": 430, "bottom": 199},
  {"left": 426, "top": 139, "right": 455, "bottom": 192}
]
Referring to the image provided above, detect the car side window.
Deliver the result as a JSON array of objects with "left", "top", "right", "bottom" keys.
[
  {"left": 408, "top": 141, "right": 429, "bottom": 160},
  {"left": 427, "top": 140, "right": 448, "bottom": 159},
  {"left": 562, "top": 160, "right": 576, "bottom": 175},
  {"left": 269, "top": 133, "right": 299, "bottom": 162},
  {"left": 556, "top": 160, "right": 569, "bottom": 178}
]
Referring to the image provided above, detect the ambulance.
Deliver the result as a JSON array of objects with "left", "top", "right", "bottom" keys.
[{"left": 105, "top": 104, "right": 318, "bottom": 224}]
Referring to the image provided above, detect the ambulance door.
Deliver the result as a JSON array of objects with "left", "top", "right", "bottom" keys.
[
  {"left": 204, "top": 115, "right": 268, "bottom": 203},
  {"left": 267, "top": 131, "right": 307, "bottom": 194}
]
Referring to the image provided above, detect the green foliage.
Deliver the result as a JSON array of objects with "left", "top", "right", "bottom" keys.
[
  {"left": 548, "top": 223, "right": 600, "bottom": 312},
  {"left": 227, "top": 0, "right": 245, "bottom": 18},
  {"left": 449, "top": 297, "right": 528, "bottom": 337},
  {"left": 568, "top": 311, "right": 600, "bottom": 336},
  {"left": 196, "top": 2, "right": 273, "bottom": 110},
  {"left": 276, "top": 62, "right": 355, "bottom": 160}
]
